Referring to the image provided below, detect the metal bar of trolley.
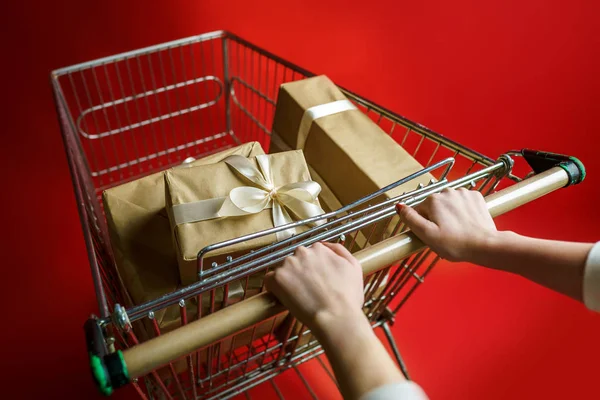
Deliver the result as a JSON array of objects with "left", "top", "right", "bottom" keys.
[
  {"left": 104, "top": 156, "right": 508, "bottom": 329},
  {"left": 119, "top": 165, "right": 570, "bottom": 380}
]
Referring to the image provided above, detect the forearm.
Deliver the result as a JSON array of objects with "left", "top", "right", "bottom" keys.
[
  {"left": 470, "top": 231, "right": 594, "bottom": 302},
  {"left": 314, "top": 310, "right": 405, "bottom": 400}
]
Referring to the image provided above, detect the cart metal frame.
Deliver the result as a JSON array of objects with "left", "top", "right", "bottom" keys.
[{"left": 51, "top": 30, "right": 584, "bottom": 399}]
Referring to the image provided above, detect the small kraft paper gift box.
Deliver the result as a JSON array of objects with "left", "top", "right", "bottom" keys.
[
  {"left": 164, "top": 149, "right": 323, "bottom": 361},
  {"left": 103, "top": 142, "right": 265, "bottom": 334},
  {"left": 164, "top": 149, "right": 325, "bottom": 287}
]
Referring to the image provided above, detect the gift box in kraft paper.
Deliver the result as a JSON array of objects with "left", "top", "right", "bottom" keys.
[
  {"left": 271, "top": 76, "right": 430, "bottom": 347},
  {"left": 308, "top": 165, "right": 368, "bottom": 250},
  {"left": 270, "top": 75, "right": 435, "bottom": 241},
  {"left": 164, "top": 149, "right": 324, "bottom": 286},
  {"left": 102, "top": 142, "right": 265, "bottom": 333}
]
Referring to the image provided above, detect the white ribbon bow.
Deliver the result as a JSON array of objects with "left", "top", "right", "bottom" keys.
[{"left": 171, "top": 154, "right": 325, "bottom": 241}]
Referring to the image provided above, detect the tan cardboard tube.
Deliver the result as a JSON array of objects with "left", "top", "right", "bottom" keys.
[{"left": 123, "top": 167, "right": 569, "bottom": 379}]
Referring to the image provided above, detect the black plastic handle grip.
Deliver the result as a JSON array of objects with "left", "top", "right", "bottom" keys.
[{"left": 521, "top": 149, "right": 585, "bottom": 187}]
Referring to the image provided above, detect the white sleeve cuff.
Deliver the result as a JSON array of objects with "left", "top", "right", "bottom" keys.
[
  {"left": 583, "top": 242, "right": 600, "bottom": 312},
  {"left": 360, "top": 381, "right": 429, "bottom": 400}
]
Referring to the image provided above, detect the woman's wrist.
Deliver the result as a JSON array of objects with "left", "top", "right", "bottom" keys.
[
  {"left": 311, "top": 307, "right": 406, "bottom": 399},
  {"left": 312, "top": 307, "right": 373, "bottom": 348},
  {"left": 465, "top": 230, "right": 517, "bottom": 268}
]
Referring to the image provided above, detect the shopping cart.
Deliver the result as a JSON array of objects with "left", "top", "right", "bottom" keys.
[{"left": 51, "top": 30, "right": 585, "bottom": 399}]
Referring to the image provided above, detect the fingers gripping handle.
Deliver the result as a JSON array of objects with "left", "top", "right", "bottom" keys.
[
  {"left": 395, "top": 165, "right": 571, "bottom": 219},
  {"left": 114, "top": 167, "right": 570, "bottom": 386}
]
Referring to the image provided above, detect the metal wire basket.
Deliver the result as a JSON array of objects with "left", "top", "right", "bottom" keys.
[{"left": 51, "top": 30, "right": 585, "bottom": 399}]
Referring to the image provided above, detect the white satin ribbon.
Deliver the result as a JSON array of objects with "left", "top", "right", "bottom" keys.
[
  {"left": 171, "top": 154, "right": 325, "bottom": 241},
  {"left": 296, "top": 99, "right": 357, "bottom": 148},
  {"left": 271, "top": 99, "right": 357, "bottom": 150}
]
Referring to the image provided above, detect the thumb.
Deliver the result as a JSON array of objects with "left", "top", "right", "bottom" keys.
[
  {"left": 321, "top": 242, "right": 356, "bottom": 263},
  {"left": 263, "top": 271, "right": 277, "bottom": 293},
  {"left": 395, "top": 203, "right": 437, "bottom": 240},
  {"left": 263, "top": 271, "right": 285, "bottom": 303}
]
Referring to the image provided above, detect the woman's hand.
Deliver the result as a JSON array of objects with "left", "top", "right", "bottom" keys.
[
  {"left": 264, "top": 242, "right": 365, "bottom": 337},
  {"left": 396, "top": 188, "right": 497, "bottom": 262},
  {"left": 397, "top": 187, "right": 594, "bottom": 303},
  {"left": 265, "top": 242, "right": 407, "bottom": 399}
]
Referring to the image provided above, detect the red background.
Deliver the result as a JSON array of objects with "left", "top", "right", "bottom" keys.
[{"left": 2, "top": 0, "right": 599, "bottom": 398}]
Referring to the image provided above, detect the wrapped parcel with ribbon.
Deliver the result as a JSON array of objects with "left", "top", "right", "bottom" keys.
[
  {"left": 103, "top": 142, "right": 265, "bottom": 336},
  {"left": 165, "top": 150, "right": 324, "bottom": 286}
]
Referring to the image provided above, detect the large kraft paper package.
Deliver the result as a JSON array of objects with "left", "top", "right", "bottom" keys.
[
  {"left": 271, "top": 76, "right": 431, "bottom": 347},
  {"left": 308, "top": 165, "right": 368, "bottom": 250},
  {"left": 270, "top": 75, "right": 434, "bottom": 236},
  {"left": 164, "top": 149, "right": 320, "bottom": 286},
  {"left": 102, "top": 142, "right": 264, "bottom": 333}
]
